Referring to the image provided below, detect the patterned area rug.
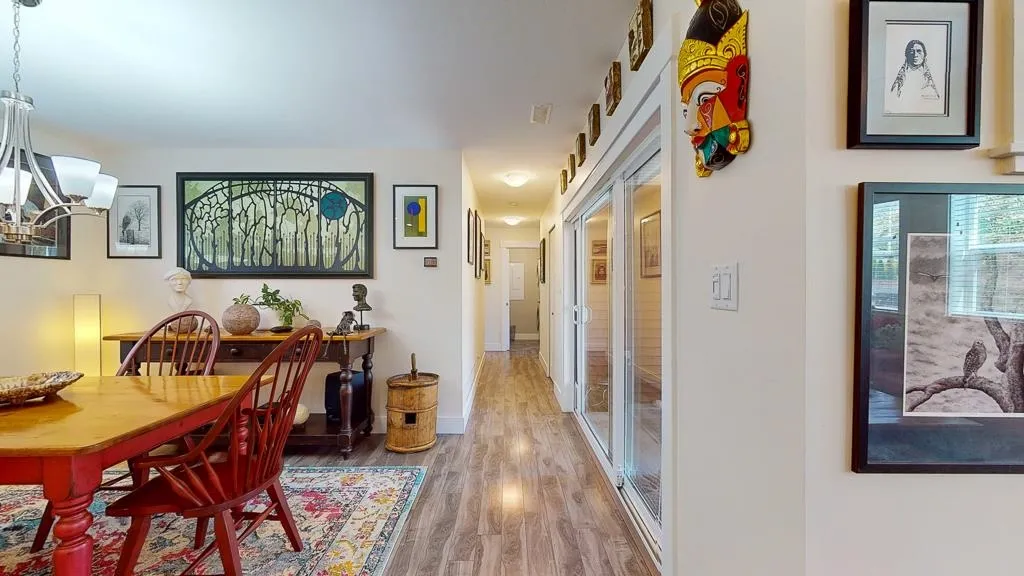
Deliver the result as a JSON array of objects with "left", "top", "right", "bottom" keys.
[{"left": 0, "top": 466, "right": 425, "bottom": 576}]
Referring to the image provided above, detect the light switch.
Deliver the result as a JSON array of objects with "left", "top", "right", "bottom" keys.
[
  {"left": 711, "top": 268, "right": 721, "bottom": 301},
  {"left": 712, "top": 262, "right": 739, "bottom": 311}
]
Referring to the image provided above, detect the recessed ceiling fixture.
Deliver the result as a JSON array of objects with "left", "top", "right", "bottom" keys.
[
  {"left": 509, "top": 202, "right": 519, "bottom": 207},
  {"left": 530, "top": 103, "right": 552, "bottom": 125},
  {"left": 502, "top": 171, "right": 531, "bottom": 188},
  {"left": 503, "top": 216, "right": 523, "bottom": 226},
  {"left": 0, "top": 0, "right": 116, "bottom": 244}
]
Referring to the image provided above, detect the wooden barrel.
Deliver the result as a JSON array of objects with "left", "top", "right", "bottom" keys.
[{"left": 385, "top": 370, "right": 439, "bottom": 453}]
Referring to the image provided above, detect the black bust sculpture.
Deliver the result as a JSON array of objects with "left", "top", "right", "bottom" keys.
[{"left": 352, "top": 283, "right": 372, "bottom": 330}]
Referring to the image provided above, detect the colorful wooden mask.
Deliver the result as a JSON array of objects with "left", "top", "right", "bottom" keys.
[{"left": 678, "top": 0, "right": 751, "bottom": 177}]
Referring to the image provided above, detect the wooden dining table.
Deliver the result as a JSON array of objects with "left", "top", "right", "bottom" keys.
[{"left": 0, "top": 375, "right": 258, "bottom": 576}]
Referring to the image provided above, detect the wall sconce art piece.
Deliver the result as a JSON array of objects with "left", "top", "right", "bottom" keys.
[
  {"left": 678, "top": 0, "right": 752, "bottom": 177},
  {"left": 73, "top": 294, "right": 102, "bottom": 376}
]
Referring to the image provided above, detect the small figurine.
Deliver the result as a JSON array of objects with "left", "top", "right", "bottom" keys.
[
  {"left": 352, "top": 283, "right": 372, "bottom": 330},
  {"left": 331, "top": 311, "right": 357, "bottom": 336},
  {"left": 164, "top": 267, "right": 198, "bottom": 332}
]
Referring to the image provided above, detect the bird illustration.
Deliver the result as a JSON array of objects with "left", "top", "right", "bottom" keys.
[
  {"left": 963, "top": 340, "right": 988, "bottom": 380},
  {"left": 915, "top": 271, "right": 948, "bottom": 282}
]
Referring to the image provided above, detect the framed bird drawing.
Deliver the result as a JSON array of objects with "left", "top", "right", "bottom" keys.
[{"left": 854, "top": 182, "right": 1024, "bottom": 473}]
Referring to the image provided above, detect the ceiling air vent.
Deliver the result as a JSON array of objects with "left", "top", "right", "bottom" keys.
[{"left": 530, "top": 104, "right": 553, "bottom": 125}]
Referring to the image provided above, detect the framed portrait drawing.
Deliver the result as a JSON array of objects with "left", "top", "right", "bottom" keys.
[
  {"left": 591, "top": 258, "right": 608, "bottom": 284},
  {"left": 467, "top": 209, "right": 474, "bottom": 266},
  {"left": 108, "top": 185, "right": 161, "bottom": 258},
  {"left": 393, "top": 184, "right": 438, "bottom": 249},
  {"left": 640, "top": 210, "right": 661, "bottom": 278},
  {"left": 177, "top": 172, "right": 373, "bottom": 278},
  {"left": 855, "top": 181, "right": 1024, "bottom": 473},
  {"left": 847, "top": 0, "right": 982, "bottom": 149}
]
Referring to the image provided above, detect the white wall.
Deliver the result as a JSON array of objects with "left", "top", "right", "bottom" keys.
[
  {"left": 0, "top": 124, "right": 116, "bottom": 375},
  {"left": 101, "top": 147, "right": 471, "bottom": 432},
  {"left": 461, "top": 157, "right": 485, "bottom": 422},
  {"left": 483, "top": 224, "right": 539, "bottom": 350},
  {"left": 508, "top": 247, "right": 540, "bottom": 339}
]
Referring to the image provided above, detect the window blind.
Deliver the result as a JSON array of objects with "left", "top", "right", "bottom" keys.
[
  {"left": 871, "top": 201, "right": 900, "bottom": 310},
  {"left": 948, "top": 194, "right": 1024, "bottom": 319}
]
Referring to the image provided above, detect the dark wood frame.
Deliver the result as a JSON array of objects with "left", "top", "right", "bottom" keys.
[
  {"left": 466, "top": 209, "right": 474, "bottom": 265},
  {"left": 560, "top": 170, "right": 568, "bottom": 194},
  {"left": 588, "top": 103, "right": 602, "bottom": 146},
  {"left": 569, "top": 154, "right": 577, "bottom": 182},
  {"left": 576, "top": 133, "right": 587, "bottom": 166},
  {"left": 392, "top": 184, "right": 439, "bottom": 250},
  {"left": 628, "top": 0, "right": 654, "bottom": 71},
  {"left": 540, "top": 237, "right": 547, "bottom": 284},
  {"left": 107, "top": 185, "right": 162, "bottom": 259},
  {"left": 605, "top": 61, "right": 622, "bottom": 116},
  {"left": 847, "top": 0, "right": 983, "bottom": 149},
  {"left": 176, "top": 172, "right": 374, "bottom": 279},
  {"left": 475, "top": 212, "right": 483, "bottom": 279},
  {"left": 854, "top": 181, "right": 1024, "bottom": 473}
]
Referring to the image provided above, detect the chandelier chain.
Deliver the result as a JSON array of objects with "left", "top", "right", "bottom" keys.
[{"left": 11, "top": 0, "right": 20, "bottom": 93}]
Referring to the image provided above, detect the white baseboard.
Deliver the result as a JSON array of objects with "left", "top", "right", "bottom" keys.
[
  {"left": 437, "top": 417, "right": 466, "bottom": 434},
  {"left": 539, "top": 352, "right": 550, "bottom": 376},
  {"left": 514, "top": 333, "right": 539, "bottom": 341},
  {"left": 463, "top": 355, "right": 485, "bottom": 422},
  {"left": 484, "top": 341, "right": 503, "bottom": 352},
  {"left": 372, "top": 415, "right": 387, "bottom": 434}
]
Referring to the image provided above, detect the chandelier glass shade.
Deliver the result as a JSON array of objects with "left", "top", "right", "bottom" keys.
[{"left": 0, "top": 0, "right": 116, "bottom": 245}]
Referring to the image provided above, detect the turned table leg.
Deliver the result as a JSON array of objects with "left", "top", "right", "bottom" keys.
[
  {"left": 362, "top": 346, "right": 374, "bottom": 436},
  {"left": 338, "top": 341, "right": 354, "bottom": 459},
  {"left": 51, "top": 494, "right": 94, "bottom": 576}
]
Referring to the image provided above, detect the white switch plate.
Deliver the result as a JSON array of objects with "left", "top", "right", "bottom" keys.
[{"left": 711, "top": 263, "right": 739, "bottom": 311}]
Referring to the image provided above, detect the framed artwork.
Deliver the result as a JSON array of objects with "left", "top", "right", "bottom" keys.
[
  {"left": 484, "top": 239, "right": 491, "bottom": 258},
  {"left": 640, "top": 210, "right": 661, "bottom": 278},
  {"left": 393, "top": 184, "right": 438, "bottom": 249},
  {"left": 560, "top": 170, "right": 568, "bottom": 194},
  {"left": 591, "top": 258, "right": 608, "bottom": 284},
  {"left": 592, "top": 240, "right": 608, "bottom": 257},
  {"left": 576, "top": 133, "right": 587, "bottom": 166},
  {"left": 847, "top": 0, "right": 982, "bottom": 149},
  {"left": 469, "top": 209, "right": 477, "bottom": 267},
  {"left": 628, "top": 0, "right": 654, "bottom": 71},
  {"left": 540, "top": 238, "right": 547, "bottom": 284},
  {"left": 569, "top": 155, "right": 576, "bottom": 182},
  {"left": 108, "top": 185, "right": 162, "bottom": 259},
  {"left": 855, "top": 181, "right": 1024, "bottom": 473},
  {"left": 424, "top": 256, "right": 438, "bottom": 268},
  {"left": 588, "top": 103, "right": 601, "bottom": 146},
  {"left": 177, "top": 172, "right": 373, "bottom": 278},
  {"left": 483, "top": 259, "right": 492, "bottom": 284},
  {"left": 474, "top": 211, "right": 482, "bottom": 279},
  {"left": 605, "top": 61, "right": 622, "bottom": 116},
  {"left": 0, "top": 154, "right": 70, "bottom": 260}
]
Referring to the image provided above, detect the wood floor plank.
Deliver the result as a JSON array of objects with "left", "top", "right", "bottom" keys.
[{"left": 283, "top": 344, "right": 657, "bottom": 576}]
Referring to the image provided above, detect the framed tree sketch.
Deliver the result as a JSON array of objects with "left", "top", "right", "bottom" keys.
[
  {"left": 847, "top": 0, "right": 982, "bottom": 149},
  {"left": 855, "top": 181, "right": 1024, "bottom": 473},
  {"left": 588, "top": 103, "right": 601, "bottom": 146},
  {"left": 177, "top": 172, "right": 373, "bottom": 278},
  {"left": 605, "top": 61, "right": 622, "bottom": 116},
  {"left": 393, "top": 184, "right": 438, "bottom": 249},
  {"left": 108, "top": 185, "right": 161, "bottom": 258},
  {"left": 628, "top": 0, "right": 654, "bottom": 71},
  {"left": 0, "top": 154, "right": 70, "bottom": 260},
  {"left": 640, "top": 210, "right": 661, "bottom": 278}
]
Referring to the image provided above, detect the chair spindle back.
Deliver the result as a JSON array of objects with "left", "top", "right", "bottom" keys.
[{"left": 118, "top": 311, "right": 221, "bottom": 377}]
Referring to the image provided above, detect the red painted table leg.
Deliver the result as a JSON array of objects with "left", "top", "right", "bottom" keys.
[{"left": 51, "top": 493, "right": 94, "bottom": 576}]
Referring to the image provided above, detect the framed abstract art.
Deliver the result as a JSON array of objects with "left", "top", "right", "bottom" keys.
[
  {"left": 855, "top": 181, "right": 1024, "bottom": 473},
  {"left": 393, "top": 184, "right": 438, "bottom": 249},
  {"left": 847, "top": 0, "right": 983, "bottom": 149},
  {"left": 177, "top": 172, "right": 373, "bottom": 278}
]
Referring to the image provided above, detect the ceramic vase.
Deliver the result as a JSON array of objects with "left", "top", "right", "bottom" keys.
[
  {"left": 293, "top": 403, "right": 310, "bottom": 427},
  {"left": 222, "top": 303, "right": 260, "bottom": 336}
]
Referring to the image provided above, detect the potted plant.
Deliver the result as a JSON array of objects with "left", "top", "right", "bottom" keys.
[
  {"left": 221, "top": 293, "right": 261, "bottom": 336},
  {"left": 254, "top": 283, "right": 310, "bottom": 331}
]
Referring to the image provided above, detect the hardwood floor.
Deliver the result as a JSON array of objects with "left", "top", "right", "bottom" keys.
[{"left": 286, "top": 348, "right": 657, "bottom": 575}]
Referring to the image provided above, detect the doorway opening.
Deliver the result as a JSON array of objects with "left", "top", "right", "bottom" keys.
[{"left": 507, "top": 246, "right": 540, "bottom": 354}]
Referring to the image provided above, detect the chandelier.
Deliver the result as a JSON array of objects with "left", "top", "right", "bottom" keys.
[{"left": 0, "top": 0, "right": 116, "bottom": 245}]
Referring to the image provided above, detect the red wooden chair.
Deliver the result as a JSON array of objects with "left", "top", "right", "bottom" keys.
[
  {"left": 32, "top": 310, "right": 221, "bottom": 552},
  {"left": 106, "top": 325, "right": 323, "bottom": 576}
]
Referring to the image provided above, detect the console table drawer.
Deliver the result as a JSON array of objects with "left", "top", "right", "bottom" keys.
[{"left": 216, "top": 342, "right": 279, "bottom": 362}]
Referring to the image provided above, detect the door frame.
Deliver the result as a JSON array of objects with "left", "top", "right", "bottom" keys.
[{"left": 500, "top": 240, "right": 540, "bottom": 351}]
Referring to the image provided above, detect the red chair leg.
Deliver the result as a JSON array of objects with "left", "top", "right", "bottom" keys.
[
  {"left": 30, "top": 501, "right": 54, "bottom": 553},
  {"left": 194, "top": 517, "right": 209, "bottom": 549},
  {"left": 116, "top": 515, "right": 152, "bottom": 576},
  {"left": 268, "top": 479, "right": 303, "bottom": 552},
  {"left": 213, "top": 509, "right": 243, "bottom": 576}
]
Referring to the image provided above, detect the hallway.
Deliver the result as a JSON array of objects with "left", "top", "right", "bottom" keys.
[{"left": 288, "top": 350, "right": 656, "bottom": 575}]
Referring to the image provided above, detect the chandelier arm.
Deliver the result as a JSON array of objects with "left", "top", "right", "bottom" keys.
[
  {"left": 0, "top": 102, "right": 11, "bottom": 165},
  {"left": 29, "top": 202, "right": 99, "bottom": 229},
  {"left": 18, "top": 108, "right": 66, "bottom": 212}
]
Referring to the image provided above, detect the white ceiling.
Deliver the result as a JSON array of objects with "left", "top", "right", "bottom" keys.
[{"left": 0, "top": 0, "right": 635, "bottom": 221}]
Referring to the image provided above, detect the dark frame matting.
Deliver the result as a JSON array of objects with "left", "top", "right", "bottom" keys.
[
  {"left": 0, "top": 154, "right": 71, "bottom": 261},
  {"left": 847, "top": 0, "right": 983, "bottom": 149},
  {"left": 177, "top": 172, "right": 374, "bottom": 279},
  {"left": 107, "top": 185, "right": 163, "bottom": 259},
  {"left": 855, "top": 181, "right": 1024, "bottom": 473},
  {"left": 392, "top": 184, "right": 439, "bottom": 250}
]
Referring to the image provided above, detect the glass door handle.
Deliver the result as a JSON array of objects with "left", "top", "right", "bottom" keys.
[{"left": 581, "top": 305, "right": 593, "bottom": 324}]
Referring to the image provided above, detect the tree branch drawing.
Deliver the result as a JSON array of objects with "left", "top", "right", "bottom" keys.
[{"left": 907, "top": 254, "right": 1024, "bottom": 413}]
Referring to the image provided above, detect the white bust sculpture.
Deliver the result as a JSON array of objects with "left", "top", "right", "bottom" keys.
[{"left": 164, "top": 267, "right": 194, "bottom": 314}]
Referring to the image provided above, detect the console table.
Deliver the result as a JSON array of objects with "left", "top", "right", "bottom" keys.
[{"left": 103, "top": 327, "right": 386, "bottom": 458}]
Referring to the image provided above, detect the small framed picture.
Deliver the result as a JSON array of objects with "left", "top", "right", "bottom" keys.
[
  {"left": 484, "top": 239, "right": 491, "bottom": 258},
  {"left": 640, "top": 210, "right": 661, "bottom": 278},
  {"left": 108, "top": 185, "right": 161, "bottom": 259},
  {"left": 605, "top": 61, "right": 622, "bottom": 116},
  {"left": 591, "top": 258, "right": 608, "bottom": 284},
  {"left": 467, "top": 209, "right": 474, "bottom": 266},
  {"left": 847, "top": 0, "right": 982, "bottom": 149},
  {"left": 475, "top": 212, "right": 483, "bottom": 279},
  {"left": 592, "top": 240, "right": 608, "bottom": 257},
  {"left": 568, "top": 155, "right": 576, "bottom": 182},
  {"left": 424, "top": 256, "right": 438, "bottom": 268},
  {"left": 540, "top": 238, "right": 547, "bottom": 284},
  {"left": 588, "top": 103, "right": 601, "bottom": 146},
  {"left": 483, "top": 259, "right": 492, "bottom": 284},
  {"left": 393, "top": 185, "right": 438, "bottom": 249},
  {"left": 560, "top": 170, "right": 568, "bottom": 194},
  {"left": 628, "top": 0, "right": 654, "bottom": 71},
  {"left": 576, "top": 133, "right": 587, "bottom": 166}
]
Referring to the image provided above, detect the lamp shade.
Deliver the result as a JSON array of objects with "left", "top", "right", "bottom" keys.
[
  {"left": 73, "top": 294, "right": 102, "bottom": 376},
  {"left": 51, "top": 156, "right": 100, "bottom": 201},
  {"left": 0, "top": 168, "right": 32, "bottom": 205},
  {"left": 86, "top": 174, "right": 118, "bottom": 210}
]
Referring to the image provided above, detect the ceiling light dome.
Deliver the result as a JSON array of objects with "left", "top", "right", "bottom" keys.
[
  {"left": 502, "top": 172, "right": 531, "bottom": 188},
  {"left": 503, "top": 216, "right": 523, "bottom": 226}
]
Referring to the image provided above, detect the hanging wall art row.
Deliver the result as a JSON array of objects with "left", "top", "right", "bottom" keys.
[{"left": 177, "top": 172, "right": 374, "bottom": 278}]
